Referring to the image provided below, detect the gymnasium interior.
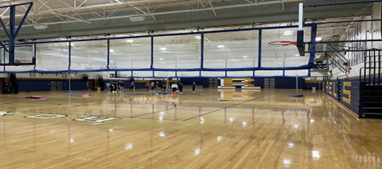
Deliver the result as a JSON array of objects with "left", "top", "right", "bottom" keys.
[{"left": 0, "top": 0, "right": 382, "bottom": 168}]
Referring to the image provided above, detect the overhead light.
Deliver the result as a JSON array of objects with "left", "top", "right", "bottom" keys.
[
  {"left": 315, "top": 37, "right": 322, "bottom": 41},
  {"left": 110, "top": 49, "right": 115, "bottom": 53},
  {"left": 34, "top": 24, "right": 48, "bottom": 30},
  {"left": 218, "top": 45, "right": 225, "bottom": 48},
  {"left": 243, "top": 56, "right": 248, "bottom": 58},
  {"left": 124, "top": 39, "right": 134, "bottom": 43},
  {"left": 195, "top": 36, "right": 201, "bottom": 40},
  {"left": 159, "top": 58, "right": 164, "bottom": 60},
  {"left": 129, "top": 16, "right": 145, "bottom": 22},
  {"left": 295, "top": 54, "right": 300, "bottom": 56},
  {"left": 160, "top": 47, "right": 167, "bottom": 51}
]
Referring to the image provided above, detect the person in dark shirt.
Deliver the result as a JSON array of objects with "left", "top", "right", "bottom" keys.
[
  {"left": 130, "top": 81, "right": 135, "bottom": 91},
  {"left": 178, "top": 82, "right": 183, "bottom": 94},
  {"left": 192, "top": 82, "right": 196, "bottom": 93}
]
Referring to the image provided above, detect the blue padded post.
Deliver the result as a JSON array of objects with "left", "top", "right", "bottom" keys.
[
  {"left": 309, "top": 24, "right": 317, "bottom": 65},
  {"left": 151, "top": 36, "right": 154, "bottom": 69},
  {"left": 258, "top": 29, "right": 262, "bottom": 67},
  {"left": 107, "top": 39, "right": 110, "bottom": 69},
  {"left": 68, "top": 41, "right": 71, "bottom": 70},
  {"left": 9, "top": 6, "right": 15, "bottom": 65},
  {"left": 201, "top": 33, "right": 204, "bottom": 69}
]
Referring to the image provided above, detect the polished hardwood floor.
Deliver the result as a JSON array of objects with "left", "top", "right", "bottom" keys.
[{"left": 0, "top": 88, "right": 381, "bottom": 168}]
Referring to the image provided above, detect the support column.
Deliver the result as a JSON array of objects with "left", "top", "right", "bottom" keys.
[
  {"left": 107, "top": 39, "right": 110, "bottom": 69},
  {"left": 9, "top": 6, "right": 15, "bottom": 65},
  {"left": 258, "top": 29, "right": 262, "bottom": 68}
]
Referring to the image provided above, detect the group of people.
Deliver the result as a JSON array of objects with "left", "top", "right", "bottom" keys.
[
  {"left": 145, "top": 81, "right": 164, "bottom": 92},
  {"left": 144, "top": 81, "right": 196, "bottom": 93},
  {"left": 172, "top": 82, "right": 196, "bottom": 93},
  {"left": 108, "top": 81, "right": 197, "bottom": 93},
  {"left": 108, "top": 81, "right": 124, "bottom": 93}
]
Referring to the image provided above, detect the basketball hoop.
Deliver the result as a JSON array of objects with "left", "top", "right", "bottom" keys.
[{"left": 268, "top": 41, "right": 297, "bottom": 59}]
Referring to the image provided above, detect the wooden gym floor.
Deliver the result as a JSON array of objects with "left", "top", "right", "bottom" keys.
[{"left": 0, "top": 88, "right": 382, "bottom": 169}]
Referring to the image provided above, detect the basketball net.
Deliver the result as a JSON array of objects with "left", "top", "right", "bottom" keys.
[{"left": 268, "top": 41, "right": 297, "bottom": 59}]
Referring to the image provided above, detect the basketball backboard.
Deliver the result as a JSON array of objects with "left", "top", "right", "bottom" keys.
[{"left": 0, "top": 45, "right": 35, "bottom": 66}]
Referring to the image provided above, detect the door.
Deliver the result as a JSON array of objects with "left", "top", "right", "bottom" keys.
[
  {"left": 0, "top": 78, "right": 3, "bottom": 93},
  {"left": 51, "top": 81, "right": 57, "bottom": 91},
  {"left": 51, "top": 81, "right": 63, "bottom": 91},
  {"left": 264, "top": 78, "right": 275, "bottom": 88},
  {"left": 88, "top": 80, "right": 95, "bottom": 90},
  {"left": 57, "top": 81, "right": 63, "bottom": 91},
  {"left": 269, "top": 78, "right": 275, "bottom": 88}
]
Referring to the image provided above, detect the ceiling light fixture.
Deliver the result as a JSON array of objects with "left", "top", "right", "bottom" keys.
[
  {"left": 218, "top": 45, "right": 225, "bottom": 48},
  {"left": 130, "top": 16, "right": 145, "bottom": 22}
]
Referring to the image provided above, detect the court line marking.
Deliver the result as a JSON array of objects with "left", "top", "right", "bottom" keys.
[
  {"left": 183, "top": 91, "right": 283, "bottom": 121},
  {"left": 130, "top": 102, "right": 177, "bottom": 118}
]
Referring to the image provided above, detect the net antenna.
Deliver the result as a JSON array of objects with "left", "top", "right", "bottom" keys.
[
  {"left": 66, "top": 72, "right": 76, "bottom": 93},
  {"left": 268, "top": 41, "right": 297, "bottom": 59}
]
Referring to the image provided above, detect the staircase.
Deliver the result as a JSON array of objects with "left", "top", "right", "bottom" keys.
[
  {"left": 360, "top": 49, "right": 382, "bottom": 117},
  {"left": 325, "top": 44, "right": 348, "bottom": 73},
  {"left": 337, "top": 77, "right": 342, "bottom": 101}
]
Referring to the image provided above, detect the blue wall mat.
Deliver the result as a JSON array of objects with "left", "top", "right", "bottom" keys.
[
  {"left": 275, "top": 77, "right": 304, "bottom": 89},
  {"left": 304, "top": 83, "right": 321, "bottom": 89},
  {"left": 104, "top": 81, "right": 146, "bottom": 89},
  {"left": 18, "top": 80, "right": 88, "bottom": 92},
  {"left": 181, "top": 78, "right": 209, "bottom": 88},
  {"left": 250, "top": 77, "right": 303, "bottom": 89}
]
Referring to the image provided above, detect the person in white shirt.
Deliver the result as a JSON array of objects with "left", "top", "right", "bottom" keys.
[{"left": 171, "top": 83, "right": 178, "bottom": 93}]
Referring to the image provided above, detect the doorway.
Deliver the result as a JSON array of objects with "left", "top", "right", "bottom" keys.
[
  {"left": 51, "top": 81, "right": 63, "bottom": 91},
  {"left": 264, "top": 78, "right": 275, "bottom": 88}
]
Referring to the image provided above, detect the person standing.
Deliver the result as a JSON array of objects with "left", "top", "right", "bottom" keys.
[
  {"left": 145, "top": 82, "right": 150, "bottom": 91},
  {"left": 192, "top": 82, "right": 196, "bottom": 93},
  {"left": 178, "top": 82, "right": 183, "bottom": 94},
  {"left": 114, "top": 82, "right": 118, "bottom": 93},
  {"left": 150, "top": 81, "right": 155, "bottom": 92},
  {"left": 130, "top": 81, "right": 135, "bottom": 91},
  {"left": 111, "top": 82, "right": 117, "bottom": 93},
  {"left": 119, "top": 81, "right": 124, "bottom": 93}
]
